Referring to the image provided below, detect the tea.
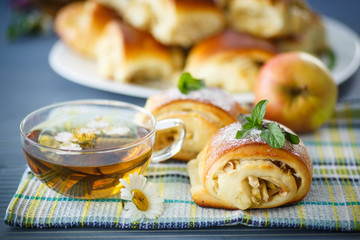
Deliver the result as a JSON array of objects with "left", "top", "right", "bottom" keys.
[{"left": 22, "top": 116, "right": 152, "bottom": 199}]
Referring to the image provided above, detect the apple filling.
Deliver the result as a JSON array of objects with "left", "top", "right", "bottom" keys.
[{"left": 211, "top": 159, "right": 301, "bottom": 208}]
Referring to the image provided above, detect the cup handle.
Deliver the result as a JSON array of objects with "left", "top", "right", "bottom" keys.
[{"left": 151, "top": 118, "right": 186, "bottom": 163}]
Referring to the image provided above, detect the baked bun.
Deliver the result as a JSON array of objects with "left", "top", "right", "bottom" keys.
[
  {"left": 55, "top": 1, "right": 182, "bottom": 85},
  {"left": 96, "top": 20, "right": 182, "bottom": 85},
  {"left": 274, "top": 14, "right": 329, "bottom": 55},
  {"left": 185, "top": 30, "right": 278, "bottom": 93},
  {"left": 188, "top": 122, "right": 313, "bottom": 210},
  {"left": 98, "top": 0, "right": 225, "bottom": 47},
  {"left": 145, "top": 87, "right": 246, "bottom": 161},
  {"left": 54, "top": 1, "right": 119, "bottom": 58},
  {"left": 224, "top": 0, "right": 312, "bottom": 39}
]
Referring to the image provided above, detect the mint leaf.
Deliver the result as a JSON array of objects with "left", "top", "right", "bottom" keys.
[
  {"left": 242, "top": 121, "right": 255, "bottom": 130},
  {"left": 236, "top": 129, "right": 252, "bottom": 139},
  {"left": 323, "top": 48, "right": 336, "bottom": 70},
  {"left": 260, "top": 122, "right": 285, "bottom": 149},
  {"left": 238, "top": 114, "right": 256, "bottom": 130},
  {"left": 245, "top": 116, "right": 253, "bottom": 122},
  {"left": 178, "top": 72, "right": 205, "bottom": 94},
  {"left": 237, "top": 114, "right": 252, "bottom": 125},
  {"left": 252, "top": 100, "right": 268, "bottom": 126},
  {"left": 236, "top": 99, "right": 299, "bottom": 149},
  {"left": 285, "top": 131, "right": 300, "bottom": 144}
]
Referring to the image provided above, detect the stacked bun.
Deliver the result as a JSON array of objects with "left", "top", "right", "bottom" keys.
[
  {"left": 220, "top": 0, "right": 328, "bottom": 55},
  {"left": 185, "top": 30, "right": 278, "bottom": 93},
  {"left": 98, "top": 0, "right": 225, "bottom": 47},
  {"left": 54, "top": 0, "right": 328, "bottom": 92},
  {"left": 223, "top": 0, "right": 312, "bottom": 38},
  {"left": 54, "top": 1, "right": 119, "bottom": 58},
  {"left": 54, "top": 1, "right": 183, "bottom": 85}
]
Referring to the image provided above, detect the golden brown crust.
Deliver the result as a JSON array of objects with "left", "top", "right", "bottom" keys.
[
  {"left": 145, "top": 87, "right": 246, "bottom": 161},
  {"left": 187, "top": 30, "right": 278, "bottom": 66},
  {"left": 103, "top": 0, "right": 224, "bottom": 47},
  {"left": 184, "top": 30, "right": 277, "bottom": 93},
  {"left": 188, "top": 156, "right": 238, "bottom": 209},
  {"left": 174, "top": 0, "right": 222, "bottom": 10},
  {"left": 96, "top": 20, "right": 181, "bottom": 84},
  {"left": 203, "top": 142, "right": 312, "bottom": 203},
  {"left": 54, "top": 1, "right": 119, "bottom": 58},
  {"left": 273, "top": 13, "right": 329, "bottom": 55},
  {"left": 202, "top": 127, "right": 312, "bottom": 178},
  {"left": 103, "top": 21, "right": 171, "bottom": 63},
  {"left": 145, "top": 88, "right": 245, "bottom": 121},
  {"left": 188, "top": 122, "right": 313, "bottom": 209},
  {"left": 225, "top": 0, "right": 313, "bottom": 39},
  {"left": 55, "top": 1, "right": 180, "bottom": 84}
]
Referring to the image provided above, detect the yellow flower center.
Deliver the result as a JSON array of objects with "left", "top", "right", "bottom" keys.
[
  {"left": 72, "top": 128, "right": 96, "bottom": 144},
  {"left": 132, "top": 189, "right": 149, "bottom": 211}
]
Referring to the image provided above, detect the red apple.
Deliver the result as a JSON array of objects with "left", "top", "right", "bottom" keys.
[{"left": 254, "top": 52, "right": 338, "bottom": 133}]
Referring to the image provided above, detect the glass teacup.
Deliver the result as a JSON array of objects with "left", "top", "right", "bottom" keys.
[{"left": 20, "top": 99, "right": 185, "bottom": 199}]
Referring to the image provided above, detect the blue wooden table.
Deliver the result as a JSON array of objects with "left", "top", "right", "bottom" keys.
[{"left": 1, "top": 1, "right": 360, "bottom": 239}]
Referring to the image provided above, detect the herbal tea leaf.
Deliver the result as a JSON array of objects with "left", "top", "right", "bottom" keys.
[
  {"left": 285, "top": 131, "right": 300, "bottom": 144},
  {"left": 260, "top": 122, "right": 285, "bottom": 149},
  {"left": 178, "top": 72, "right": 205, "bottom": 94},
  {"left": 252, "top": 100, "right": 268, "bottom": 126}
]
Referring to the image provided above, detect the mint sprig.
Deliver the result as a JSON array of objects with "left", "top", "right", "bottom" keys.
[
  {"left": 235, "top": 100, "right": 299, "bottom": 149},
  {"left": 178, "top": 72, "right": 205, "bottom": 94}
]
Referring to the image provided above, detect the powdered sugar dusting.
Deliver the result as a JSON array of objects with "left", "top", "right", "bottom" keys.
[
  {"left": 207, "top": 122, "right": 265, "bottom": 161},
  {"left": 204, "top": 121, "right": 311, "bottom": 171},
  {"left": 155, "top": 87, "right": 240, "bottom": 113}
]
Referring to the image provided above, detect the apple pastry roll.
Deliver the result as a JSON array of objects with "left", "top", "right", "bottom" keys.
[
  {"left": 97, "top": 0, "right": 225, "bottom": 47},
  {"left": 96, "top": 20, "right": 182, "bottom": 85},
  {"left": 224, "top": 0, "right": 313, "bottom": 38},
  {"left": 145, "top": 87, "right": 246, "bottom": 161},
  {"left": 273, "top": 14, "right": 329, "bottom": 56},
  {"left": 188, "top": 122, "right": 313, "bottom": 210},
  {"left": 55, "top": 1, "right": 182, "bottom": 85},
  {"left": 54, "top": 1, "right": 119, "bottom": 58},
  {"left": 184, "top": 30, "right": 277, "bottom": 93}
]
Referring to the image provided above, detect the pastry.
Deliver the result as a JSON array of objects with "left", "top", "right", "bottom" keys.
[
  {"left": 224, "top": 0, "right": 313, "bottom": 39},
  {"left": 185, "top": 30, "right": 278, "bottom": 93},
  {"left": 273, "top": 14, "right": 329, "bottom": 55},
  {"left": 145, "top": 87, "right": 246, "bottom": 161},
  {"left": 54, "top": 1, "right": 119, "bottom": 58},
  {"left": 55, "top": 1, "right": 182, "bottom": 85},
  {"left": 188, "top": 121, "right": 313, "bottom": 209},
  {"left": 97, "top": 0, "right": 225, "bottom": 47},
  {"left": 96, "top": 20, "right": 182, "bottom": 85}
]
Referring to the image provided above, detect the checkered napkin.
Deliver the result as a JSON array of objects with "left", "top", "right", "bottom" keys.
[{"left": 5, "top": 102, "right": 360, "bottom": 231}]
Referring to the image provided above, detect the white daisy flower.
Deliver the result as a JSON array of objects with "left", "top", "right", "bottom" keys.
[
  {"left": 56, "top": 143, "right": 82, "bottom": 155},
  {"left": 103, "top": 126, "right": 130, "bottom": 137},
  {"left": 58, "top": 142, "right": 82, "bottom": 152},
  {"left": 86, "top": 117, "right": 110, "bottom": 129},
  {"left": 54, "top": 131, "right": 74, "bottom": 143},
  {"left": 120, "top": 172, "right": 163, "bottom": 221}
]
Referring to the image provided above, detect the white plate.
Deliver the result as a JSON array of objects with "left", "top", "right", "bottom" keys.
[{"left": 49, "top": 16, "right": 360, "bottom": 103}]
